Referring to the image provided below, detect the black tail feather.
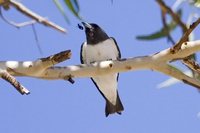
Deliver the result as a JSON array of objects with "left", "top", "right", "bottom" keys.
[{"left": 105, "top": 92, "right": 124, "bottom": 117}]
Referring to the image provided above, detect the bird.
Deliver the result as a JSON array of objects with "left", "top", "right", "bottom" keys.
[{"left": 80, "top": 22, "right": 124, "bottom": 117}]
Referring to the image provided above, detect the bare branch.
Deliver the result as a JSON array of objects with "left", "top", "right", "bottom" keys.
[
  {"left": 156, "top": 1, "right": 200, "bottom": 53},
  {"left": 160, "top": 5, "right": 175, "bottom": 44},
  {"left": 156, "top": 0, "right": 200, "bottom": 77},
  {"left": 154, "top": 64, "right": 200, "bottom": 90},
  {"left": 183, "top": 58, "right": 200, "bottom": 73},
  {"left": 0, "top": 0, "right": 66, "bottom": 33},
  {"left": 40, "top": 50, "right": 71, "bottom": 67},
  {"left": 156, "top": 0, "right": 187, "bottom": 33},
  {"left": 35, "top": 40, "right": 200, "bottom": 80},
  {"left": 0, "top": 50, "right": 71, "bottom": 94},
  {"left": 171, "top": 18, "right": 200, "bottom": 53},
  {"left": 0, "top": 70, "right": 30, "bottom": 95},
  {"left": 1, "top": 39, "right": 200, "bottom": 92},
  {"left": 0, "top": 7, "right": 37, "bottom": 28}
]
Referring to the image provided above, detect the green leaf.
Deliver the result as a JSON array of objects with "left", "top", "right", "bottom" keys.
[
  {"left": 136, "top": 9, "right": 182, "bottom": 41},
  {"left": 64, "top": 0, "right": 81, "bottom": 20},
  {"left": 136, "top": 21, "right": 177, "bottom": 40},
  {"left": 189, "top": 0, "right": 200, "bottom": 7},
  {"left": 53, "top": 0, "right": 70, "bottom": 24},
  {"left": 73, "top": 0, "right": 80, "bottom": 12}
]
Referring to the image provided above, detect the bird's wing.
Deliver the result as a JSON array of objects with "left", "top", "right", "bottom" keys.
[
  {"left": 91, "top": 74, "right": 118, "bottom": 105},
  {"left": 109, "top": 37, "right": 121, "bottom": 81},
  {"left": 80, "top": 42, "right": 86, "bottom": 64},
  {"left": 110, "top": 37, "right": 121, "bottom": 59}
]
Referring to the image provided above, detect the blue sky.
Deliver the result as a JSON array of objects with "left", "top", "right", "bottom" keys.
[{"left": 0, "top": 0, "right": 200, "bottom": 133}]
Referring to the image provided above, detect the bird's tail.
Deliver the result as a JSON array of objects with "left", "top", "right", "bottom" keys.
[{"left": 105, "top": 92, "right": 124, "bottom": 117}]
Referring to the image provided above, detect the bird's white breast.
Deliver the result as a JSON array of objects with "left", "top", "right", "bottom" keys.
[{"left": 82, "top": 39, "right": 118, "bottom": 64}]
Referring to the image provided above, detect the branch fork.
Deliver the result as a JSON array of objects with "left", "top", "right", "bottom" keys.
[
  {"left": 0, "top": 50, "right": 71, "bottom": 94},
  {"left": 1, "top": 39, "right": 200, "bottom": 95}
]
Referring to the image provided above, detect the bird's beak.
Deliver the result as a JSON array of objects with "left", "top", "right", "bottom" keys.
[{"left": 82, "top": 22, "right": 92, "bottom": 29}]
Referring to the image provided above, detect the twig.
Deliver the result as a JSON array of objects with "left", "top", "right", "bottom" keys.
[
  {"left": 0, "top": 7, "right": 37, "bottom": 28},
  {"left": 31, "top": 24, "right": 43, "bottom": 55},
  {"left": 40, "top": 50, "right": 71, "bottom": 67},
  {"left": 0, "top": 7, "right": 44, "bottom": 55},
  {"left": 64, "top": 75, "right": 75, "bottom": 84},
  {"left": 183, "top": 58, "right": 200, "bottom": 74},
  {"left": 8, "top": 0, "right": 66, "bottom": 33},
  {"left": 161, "top": 9, "right": 175, "bottom": 44},
  {"left": 0, "top": 71, "right": 30, "bottom": 95},
  {"left": 171, "top": 18, "right": 200, "bottom": 53},
  {"left": 156, "top": 0, "right": 187, "bottom": 33}
]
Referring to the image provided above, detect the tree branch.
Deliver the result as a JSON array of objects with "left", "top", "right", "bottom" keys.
[
  {"left": 0, "top": 0, "right": 66, "bottom": 33},
  {"left": 0, "top": 70, "right": 30, "bottom": 95},
  {"left": 171, "top": 18, "right": 200, "bottom": 53},
  {"left": 1, "top": 40, "right": 200, "bottom": 92},
  {"left": 156, "top": 0, "right": 188, "bottom": 34},
  {"left": 160, "top": 2, "right": 176, "bottom": 44},
  {"left": 153, "top": 64, "right": 200, "bottom": 90},
  {"left": 156, "top": 0, "right": 200, "bottom": 78}
]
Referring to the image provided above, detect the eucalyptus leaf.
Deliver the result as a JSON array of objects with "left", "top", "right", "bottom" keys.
[
  {"left": 73, "top": 0, "right": 80, "bottom": 12},
  {"left": 189, "top": 0, "right": 200, "bottom": 7},
  {"left": 136, "top": 21, "right": 177, "bottom": 40},
  {"left": 64, "top": 0, "right": 81, "bottom": 20},
  {"left": 53, "top": 0, "right": 70, "bottom": 24},
  {"left": 136, "top": 9, "right": 182, "bottom": 41},
  {"left": 157, "top": 70, "right": 192, "bottom": 89}
]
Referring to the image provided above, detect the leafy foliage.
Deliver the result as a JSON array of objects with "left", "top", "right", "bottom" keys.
[
  {"left": 53, "top": 0, "right": 70, "bottom": 23},
  {"left": 53, "top": 0, "right": 81, "bottom": 23},
  {"left": 136, "top": 21, "right": 177, "bottom": 40},
  {"left": 136, "top": 9, "right": 182, "bottom": 41},
  {"left": 54, "top": 0, "right": 114, "bottom": 23},
  {"left": 64, "top": 0, "right": 81, "bottom": 19},
  {"left": 189, "top": 0, "right": 200, "bottom": 7}
]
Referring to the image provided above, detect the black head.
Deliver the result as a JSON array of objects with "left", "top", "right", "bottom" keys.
[{"left": 81, "top": 22, "right": 109, "bottom": 44}]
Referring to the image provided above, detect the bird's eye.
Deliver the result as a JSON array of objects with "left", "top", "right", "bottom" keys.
[
  {"left": 89, "top": 32, "right": 94, "bottom": 37},
  {"left": 78, "top": 23, "right": 84, "bottom": 30}
]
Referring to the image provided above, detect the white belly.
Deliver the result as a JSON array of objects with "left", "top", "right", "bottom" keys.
[{"left": 82, "top": 39, "right": 119, "bottom": 64}]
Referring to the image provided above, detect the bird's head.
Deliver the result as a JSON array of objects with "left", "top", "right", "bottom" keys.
[{"left": 81, "top": 22, "right": 109, "bottom": 44}]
